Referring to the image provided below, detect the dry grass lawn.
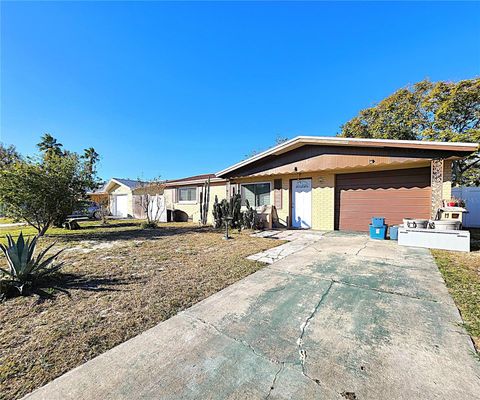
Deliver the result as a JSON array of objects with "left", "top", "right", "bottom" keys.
[
  {"left": 432, "top": 228, "right": 480, "bottom": 352},
  {"left": 0, "top": 221, "right": 282, "bottom": 400}
]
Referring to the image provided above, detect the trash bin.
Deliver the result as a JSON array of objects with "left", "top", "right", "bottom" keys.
[
  {"left": 369, "top": 225, "right": 388, "bottom": 240},
  {"left": 371, "top": 217, "right": 386, "bottom": 228},
  {"left": 389, "top": 225, "right": 399, "bottom": 240}
]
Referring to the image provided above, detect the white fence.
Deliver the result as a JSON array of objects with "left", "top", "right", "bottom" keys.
[{"left": 452, "top": 186, "right": 480, "bottom": 228}]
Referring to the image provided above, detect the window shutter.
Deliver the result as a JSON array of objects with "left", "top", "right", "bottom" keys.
[
  {"left": 274, "top": 179, "right": 282, "bottom": 209},
  {"left": 173, "top": 188, "right": 177, "bottom": 203}
]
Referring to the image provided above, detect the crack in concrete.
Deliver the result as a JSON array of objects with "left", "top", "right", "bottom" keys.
[
  {"left": 184, "top": 313, "right": 281, "bottom": 366},
  {"left": 269, "top": 267, "right": 439, "bottom": 304},
  {"left": 297, "top": 281, "right": 334, "bottom": 376},
  {"left": 265, "top": 362, "right": 285, "bottom": 399},
  {"left": 355, "top": 241, "right": 369, "bottom": 256},
  {"left": 330, "top": 279, "right": 439, "bottom": 303}
]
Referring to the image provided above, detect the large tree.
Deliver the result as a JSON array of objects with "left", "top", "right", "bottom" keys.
[
  {"left": 0, "top": 135, "right": 101, "bottom": 235},
  {"left": 340, "top": 78, "right": 480, "bottom": 185}
]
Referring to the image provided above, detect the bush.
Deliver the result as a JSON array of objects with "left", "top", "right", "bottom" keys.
[
  {"left": 141, "top": 221, "right": 158, "bottom": 229},
  {"left": 0, "top": 232, "right": 64, "bottom": 299}
]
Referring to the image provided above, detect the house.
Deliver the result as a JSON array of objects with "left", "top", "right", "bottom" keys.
[
  {"left": 101, "top": 178, "right": 166, "bottom": 219},
  {"left": 163, "top": 174, "right": 227, "bottom": 223},
  {"left": 216, "top": 136, "right": 478, "bottom": 232}
]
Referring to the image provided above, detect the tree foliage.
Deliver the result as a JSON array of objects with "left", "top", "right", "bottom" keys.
[
  {"left": 340, "top": 79, "right": 480, "bottom": 185},
  {"left": 0, "top": 143, "right": 21, "bottom": 168},
  {"left": 0, "top": 135, "right": 101, "bottom": 235}
]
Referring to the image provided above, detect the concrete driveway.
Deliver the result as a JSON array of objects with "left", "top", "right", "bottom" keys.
[{"left": 25, "top": 233, "right": 480, "bottom": 400}]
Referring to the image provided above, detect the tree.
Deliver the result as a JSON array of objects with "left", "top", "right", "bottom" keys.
[
  {"left": 82, "top": 147, "right": 100, "bottom": 174},
  {"left": 0, "top": 134, "right": 101, "bottom": 235},
  {"left": 340, "top": 78, "right": 480, "bottom": 185},
  {"left": 0, "top": 153, "right": 93, "bottom": 235},
  {"left": 37, "top": 133, "right": 64, "bottom": 159},
  {"left": 0, "top": 143, "right": 21, "bottom": 168},
  {"left": 81, "top": 147, "right": 101, "bottom": 190}
]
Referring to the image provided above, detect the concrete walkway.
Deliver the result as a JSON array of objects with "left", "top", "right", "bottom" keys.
[{"left": 25, "top": 233, "right": 480, "bottom": 400}]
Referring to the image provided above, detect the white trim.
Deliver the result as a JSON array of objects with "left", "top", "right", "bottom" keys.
[
  {"left": 215, "top": 136, "right": 478, "bottom": 177},
  {"left": 240, "top": 181, "right": 272, "bottom": 207}
]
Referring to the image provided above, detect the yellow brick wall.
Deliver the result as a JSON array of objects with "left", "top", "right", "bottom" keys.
[
  {"left": 232, "top": 173, "right": 335, "bottom": 231},
  {"left": 311, "top": 173, "right": 335, "bottom": 231}
]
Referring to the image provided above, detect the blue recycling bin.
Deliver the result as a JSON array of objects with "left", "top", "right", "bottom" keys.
[
  {"left": 369, "top": 224, "right": 388, "bottom": 240},
  {"left": 371, "top": 217, "right": 386, "bottom": 228}
]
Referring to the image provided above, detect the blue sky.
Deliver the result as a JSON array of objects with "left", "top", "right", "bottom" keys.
[{"left": 1, "top": 1, "right": 479, "bottom": 180}]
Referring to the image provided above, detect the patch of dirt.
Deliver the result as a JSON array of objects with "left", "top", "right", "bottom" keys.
[{"left": 0, "top": 223, "right": 282, "bottom": 400}]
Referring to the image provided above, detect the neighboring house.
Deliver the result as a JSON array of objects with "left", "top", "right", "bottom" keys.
[
  {"left": 163, "top": 174, "right": 227, "bottom": 223},
  {"left": 216, "top": 136, "right": 478, "bottom": 232},
  {"left": 100, "top": 178, "right": 166, "bottom": 219}
]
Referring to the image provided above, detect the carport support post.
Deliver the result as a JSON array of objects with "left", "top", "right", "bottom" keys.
[{"left": 431, "top": 159, "right": 444, "bottom": 218}]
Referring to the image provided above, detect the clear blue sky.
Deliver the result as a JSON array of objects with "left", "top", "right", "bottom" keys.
[{"left": 1, "top": 1, "right": 479, "bottom": 181}]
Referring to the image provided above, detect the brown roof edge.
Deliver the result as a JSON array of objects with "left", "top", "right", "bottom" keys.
[
  {"left": 216, "top": 136, "right": 479, "bottom": 178},
  {"left": 164, "top": 173, "right": 226, "bottom": 187}
]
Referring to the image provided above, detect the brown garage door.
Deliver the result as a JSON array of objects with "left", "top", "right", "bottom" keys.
[{"left": 335, "top": 167, "right": 431, "bottom": 232}]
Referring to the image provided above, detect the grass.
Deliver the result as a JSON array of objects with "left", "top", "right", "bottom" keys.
[
  {"left": 0, "top": 219, "right": 143, "bottom": 245},
  {"left": 432, "top": 228, "right": 480, "bottom": 352},
  {"left": 0, "top": 220, "right": 283, "bottom": 400},
  {"left": 0, "top": 218, "right": 14, "bottom": 225}
]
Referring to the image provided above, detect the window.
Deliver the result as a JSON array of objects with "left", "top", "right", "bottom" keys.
[
  {"left": 178, "top": 187, "right": 197, "bottom": 203},
  {"left": 241, "top": 183, "right": 271, "bottom": 207}
]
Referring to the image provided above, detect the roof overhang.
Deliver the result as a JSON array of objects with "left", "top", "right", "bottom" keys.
[
  {"left": 104, "top": 178, "right": 131, "bottom": 193},
  {"left": 164, "top": 177, "right": 226, "bottom": 187},
  {"left": 216, "top": 136, "right": 478, "bottom": 178}
]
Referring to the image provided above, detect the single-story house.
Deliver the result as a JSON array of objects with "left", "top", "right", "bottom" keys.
[
  {"left": 215, "top": 136, "right": 478, "bottom": 232},
  {"left": 163, "top": 174, "right": 227, "bottom": 223},
  {"left": 101, "top": 178, "right": 165, "bottom": 219}
]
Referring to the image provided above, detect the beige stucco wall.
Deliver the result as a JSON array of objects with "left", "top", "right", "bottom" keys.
[{"left": 164, "top": 183, "right": 227, "bottom": 223}]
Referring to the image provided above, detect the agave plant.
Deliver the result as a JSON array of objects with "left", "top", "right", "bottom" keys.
[{"left": 0, "top": 232, "right": 64, "bottom": 296}]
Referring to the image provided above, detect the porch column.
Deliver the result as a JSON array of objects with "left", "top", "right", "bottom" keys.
[{"left": 431, "top": 159, "right": 444, "bottom": 218}]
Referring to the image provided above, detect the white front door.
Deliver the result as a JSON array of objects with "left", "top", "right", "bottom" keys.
[
  {"left": 113, "top": 195, "right": 128, "bottom": 217},
  {"left": 292, "top": 179, "right": 312, "bottom": 229}
]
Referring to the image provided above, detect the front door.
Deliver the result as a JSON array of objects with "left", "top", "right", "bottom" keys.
[{"left": 291, "top": 179, "right": 312, "bottom": 228}]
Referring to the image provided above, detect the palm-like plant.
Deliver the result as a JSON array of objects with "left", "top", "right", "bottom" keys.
[{"left": 0, "top": 232, "right": 64, "bottom": 296}]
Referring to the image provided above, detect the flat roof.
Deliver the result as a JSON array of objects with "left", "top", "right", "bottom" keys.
[{"left": 216, "top": 136, "right": 478, "bottom": 177}]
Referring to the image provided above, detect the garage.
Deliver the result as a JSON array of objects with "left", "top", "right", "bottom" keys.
[
  {"left": 334, "top": 167, "right": 431, "bottom": 232},
  {"left": 112, "top": 194, "right": 128, "bottom": 217}
]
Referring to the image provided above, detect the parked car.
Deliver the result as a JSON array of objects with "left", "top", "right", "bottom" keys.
[{"left": 68, "top": 201, "right": 102, "bottom": 220}]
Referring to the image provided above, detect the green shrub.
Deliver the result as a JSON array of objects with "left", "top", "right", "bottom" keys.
[
  {"left": 141, "top": 221, "right": 158, "bottom": 229},
  {"left": 0, "top": 232, "right": 64, "bottom": 299}
]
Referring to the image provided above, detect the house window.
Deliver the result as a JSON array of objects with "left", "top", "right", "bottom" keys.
[
  {"left": 178, "top": 187, "right": 197, "bottom": 203},
  {"left": 241, "top": 183, "right": 271, "bottom": 207}
]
